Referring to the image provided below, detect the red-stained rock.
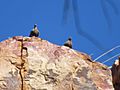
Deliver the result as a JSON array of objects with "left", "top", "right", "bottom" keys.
[{"left": 0, "top": 36, "right": 114, "bottom": 90}]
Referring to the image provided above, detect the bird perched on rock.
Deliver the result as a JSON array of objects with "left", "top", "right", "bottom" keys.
[
  {"left": 64, "top": 37, "right": 72, "bottom": 48},
  {"left": 29, "top": 24, "right": 39, "bottom": 37}
]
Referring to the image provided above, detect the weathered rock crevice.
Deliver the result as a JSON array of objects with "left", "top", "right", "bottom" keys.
[
  {"left": 18, "top": 38, "right": 28, "bottom": 90},
  {"left": 10, "top": 36, "right": 29, "bottom": 90}
]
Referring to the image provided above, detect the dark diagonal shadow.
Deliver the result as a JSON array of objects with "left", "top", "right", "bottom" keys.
[
  {"left": 72, "top": 0, "right": 105, "bottom": 50},
  {"left": 101, "top": 0, "right": 119, "bottom": 31},
  {"left": 62, "top": 0, "right": 71, "bottom": 24},
  {"left": 101, "top": 0, "right": 112, "bottom": 31},
  {"left": 106, "top": 0, "right": 119, "bottom": 15}
]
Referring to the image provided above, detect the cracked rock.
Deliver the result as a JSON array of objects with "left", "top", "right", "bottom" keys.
[{"left": 0, "top": 36, "right": 114, "bottom": 90}]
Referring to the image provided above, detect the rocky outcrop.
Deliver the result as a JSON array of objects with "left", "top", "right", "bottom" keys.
[{"left": 0, "top": 36, "right": 114, "bottom": 90}]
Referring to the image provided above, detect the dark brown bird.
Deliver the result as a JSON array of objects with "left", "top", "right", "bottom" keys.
[
  {"left": 29, "top": 24, "right": 39, "bottom": 37},
  {"left": 64, "top": 37, "right": 72, "bottom": 48}
]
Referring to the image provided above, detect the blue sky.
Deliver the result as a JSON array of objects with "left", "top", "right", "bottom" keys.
[{"left": 0, "top": 0, "right": 120, "bottom": 66}]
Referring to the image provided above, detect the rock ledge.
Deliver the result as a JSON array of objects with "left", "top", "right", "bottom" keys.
[{"left": 0, "top": 36, "right": 114, "bottom": 90}]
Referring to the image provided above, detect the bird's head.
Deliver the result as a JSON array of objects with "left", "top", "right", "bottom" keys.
[
  {"left": 68, "top": 37, "right": 72, "bottom": 41},
  {"left": 34, "top": 24, "right": 37, "bottom": 28}
]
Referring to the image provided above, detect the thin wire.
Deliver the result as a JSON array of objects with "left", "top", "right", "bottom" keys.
[
  {"left": 108, "top": 66, "right": 112, "bottom": 69},
  {"left": 102, "top": 53, "right": 120, "bottom": 64},
  {"left": 62, "top": 0, "right": 71, "bottom": 24},
  {"left": 94, "top": 45, "right": 120, "bottom": 61}
]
